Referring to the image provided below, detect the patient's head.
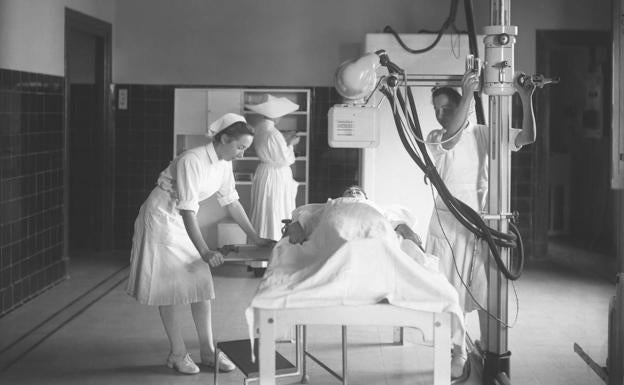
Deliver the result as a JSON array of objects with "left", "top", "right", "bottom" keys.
[{"left": 342, "top": 185, "right": 367, "bottom": 200}]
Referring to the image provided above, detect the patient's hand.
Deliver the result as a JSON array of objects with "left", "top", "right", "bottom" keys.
[
  {"left": 287, "top": 221, "right": 307, "bottom": 244},
  {"left": 394, "top": 223, "right": 424, "bottom": 251}
]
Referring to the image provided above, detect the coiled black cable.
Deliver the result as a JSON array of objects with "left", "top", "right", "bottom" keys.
[
  {"left": 463, "top": 0, "right": 486, "bottom": 125},
  {"left": 382, "top": 0, "right": 459, "bottom": 54},
  {"left": 380, "top": 86, "right": 524, "bottom": 280},
  {"left": 379, "top": 0, "right": 524, "bottom": 280},
  {"left": 403, "top": 87, "right": 516, "bottom": 244},
  {"left": 383, "top": 0, "right": 484, "bottom": 123}
]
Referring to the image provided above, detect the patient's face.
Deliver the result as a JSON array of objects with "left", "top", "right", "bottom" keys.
[{"left": 342, "top": 186, "right": 367, "bottom": 199}]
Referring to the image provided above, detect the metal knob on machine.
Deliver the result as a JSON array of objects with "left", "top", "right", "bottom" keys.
[{"left": 482, "top": 25, "right": 518, "bottom": 96}]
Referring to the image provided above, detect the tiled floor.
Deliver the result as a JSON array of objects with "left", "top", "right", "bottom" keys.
[{"left": 0, "top": 242, "right": 617, "bottom": 385}]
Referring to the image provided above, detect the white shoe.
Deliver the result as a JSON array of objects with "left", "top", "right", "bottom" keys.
[
  {"left": 166, "top": 353, "right": 200, "bottom": 374},
  {"left": 451, "top": 346, "right": 467, "bottom": 379},
  {"left": 201, "top": 351, "right": 236, "bottom": 372}
]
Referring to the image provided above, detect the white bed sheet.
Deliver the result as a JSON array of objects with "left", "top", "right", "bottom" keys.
[{"left": 248, "top": 235, "right": 465, "bottom": 346}]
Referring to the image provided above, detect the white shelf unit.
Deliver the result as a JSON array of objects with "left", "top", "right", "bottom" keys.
[{"left": 173, "top": 87, "right": 310, "bottom": 246}]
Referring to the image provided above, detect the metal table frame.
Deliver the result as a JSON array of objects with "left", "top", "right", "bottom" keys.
[{"left": 254, "top": 305, "right": 451, "bottom": 385}]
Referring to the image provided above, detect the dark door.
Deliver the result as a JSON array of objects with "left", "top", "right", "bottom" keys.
[
  {"left": 65, "top": 9, "right": 113, "bottom": 254},
  {"left": 535, "top": 30, "right": 613, "bottom": 257}
]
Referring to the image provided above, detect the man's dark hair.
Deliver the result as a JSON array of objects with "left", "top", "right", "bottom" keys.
[{"left": 431, "top": 86, "right": 461, "bottom": 105}]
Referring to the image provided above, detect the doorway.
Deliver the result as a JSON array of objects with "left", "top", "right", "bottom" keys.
[
  {"left": 64, "top": 9, "right": 114, "bottom": 255},
  {"left": 535, "top": 30, "right": 614, "bottom": 267}
]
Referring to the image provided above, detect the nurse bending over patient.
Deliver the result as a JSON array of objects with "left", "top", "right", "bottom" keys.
[
  {"left": 285, "top": 185, "right": 423, "bottom": 250},
  {"left": 126, "top": 113, "right": 272, "bottom": 375}
]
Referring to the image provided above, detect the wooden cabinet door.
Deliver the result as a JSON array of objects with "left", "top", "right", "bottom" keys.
[
  {"left": 207, "top": 89, "right": 242, "bottom": 123},
  {"left": 174, "top": 89, "right": 208, "bottom": 135}
]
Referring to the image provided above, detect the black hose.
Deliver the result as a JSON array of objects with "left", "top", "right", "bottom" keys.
[
  {"left": 379, "top": 0, "right": 524, "bottom": 279},
  {"left": 381, "top": 86, "right": 524, "bottom": 280},
  {"left": 382, "top": 0, "right": 459, "bottom": 54},
  {"left": 464, "top": 0, "right": 480, "bottom": 60},
  {"left": 384, "top": 0, "right": 485, "bottom": 124},
  {"left": 464, "top": 0, "right": 486, "bottom": 125},
  {"left": 405, "top": 87, "right": 516, "bottom": 249},
  {"left": 404, "top": 86, "right": 522, "bottom": 279}
]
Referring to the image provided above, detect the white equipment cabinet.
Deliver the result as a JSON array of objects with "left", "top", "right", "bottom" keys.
[
  {"left": 173, "top": 88, "right": 243, "bottom": 155},
  {"left": 173, "top": 87, "right": 310, "bottom": 248}
]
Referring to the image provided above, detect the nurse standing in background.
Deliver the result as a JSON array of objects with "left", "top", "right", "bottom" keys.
[{"left": 247, "top": 95, "right": 301, "bottom": 241}]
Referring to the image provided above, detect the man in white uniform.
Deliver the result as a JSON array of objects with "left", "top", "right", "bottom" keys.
[{"left": 425, "top": 70, "right": 536, "bottom": 378}]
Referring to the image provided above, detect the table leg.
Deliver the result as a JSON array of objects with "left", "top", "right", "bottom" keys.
[
  {"left": 259, "top": 312, "right": 276, "bottom": 385},
  {"left": 433, "top": 313, "right": 451, "bottom": 385},
  {"left": 342, "top": 325, "right": 348, "bottom": 385},
  {"left": 393, "top": 327, "right": 405, "bottom": 345},
  {"left": 301, "top": 325, "right": 309, "bottom": 383}
]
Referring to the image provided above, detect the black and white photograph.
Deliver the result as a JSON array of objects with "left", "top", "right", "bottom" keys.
[{"left": 0, "top": 1, "right": 622, "bottom": 384}]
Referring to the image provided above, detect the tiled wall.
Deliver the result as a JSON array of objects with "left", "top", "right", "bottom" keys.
[
  {"left": 113, "top": 85, "right": 174, "bottom": 249},
  {"left": 309, "top": 87, "right": 360, "bottom": 202},
  {"left": 511, "top": 94, "right": 536, "bottom": 257},
  {"left": 0, "top": 69, "right": 66, "bottom": 316},
  {"left": 511, "top": 149, "right": 535, "bottom": 257},
  {"left": 68, "top": 84, "right": 97, "bottom": 249}
]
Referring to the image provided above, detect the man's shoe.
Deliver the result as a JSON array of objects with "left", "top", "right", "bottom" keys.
[
  {"left": 166, "top": 353, "right": 200, "bottom": 374},
  {"left": 451, "top": 345, "right": 468, "bottom": 379}
]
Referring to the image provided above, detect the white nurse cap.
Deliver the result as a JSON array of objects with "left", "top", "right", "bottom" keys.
[
  {"left": 245, "top": 94, "right": 299, "bottom": 119},
  {"left": 206, "top": 113, "right": 247, "bottom": 137}
]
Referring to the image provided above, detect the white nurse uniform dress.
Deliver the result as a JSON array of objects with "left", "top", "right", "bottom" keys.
[
  {"left": 250, "top": 119, "right": 299, "bottom": 241},
  {"left": 126, "top": 142, "right": 239, "bottom": 306}
]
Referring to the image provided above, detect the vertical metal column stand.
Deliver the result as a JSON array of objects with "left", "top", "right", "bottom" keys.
[{"left": 483, "top": 0, "right": 514, "bottom": 383}]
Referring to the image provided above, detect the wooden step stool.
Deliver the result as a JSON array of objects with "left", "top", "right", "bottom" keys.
[{"left": 214, "top": 337, "right": 302, "bottom": 385}]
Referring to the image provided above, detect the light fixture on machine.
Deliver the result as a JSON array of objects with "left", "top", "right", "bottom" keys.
[{"left": 328, "top": 49, "right": 404, "bottom": 148}]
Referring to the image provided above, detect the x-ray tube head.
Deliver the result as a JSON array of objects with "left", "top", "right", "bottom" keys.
[
  {"left": 329, "top": 51, "right": 403, "bottom": 148},
  {"left": 334, "top": 52, "right": 381, "bottom": 102}
]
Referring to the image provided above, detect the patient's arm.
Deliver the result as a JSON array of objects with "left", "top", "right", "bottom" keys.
[
  {"left": 287, "top": 203, "right": 326, "bottom": 244},
  {"left": 286, "top": 221, "right": 307, "bottom": 244},
  {"left": 394, "top": 223, "right": 424, "bottom": 251}
]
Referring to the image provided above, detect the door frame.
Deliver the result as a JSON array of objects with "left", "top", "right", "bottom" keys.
[
  {"left": 534, "top": 30, "right": 611, "bottom": 257},
  {"left": 64, "top": 8, "right": 114, "bottom": 253}
]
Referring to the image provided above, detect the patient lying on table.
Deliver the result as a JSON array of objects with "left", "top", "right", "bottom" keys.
[
  {"left": 248, "top": 185, "right": 466, "bottom": 377},
  {"left": 285, "top": 185, "right": 424, "bottom": 252}
]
